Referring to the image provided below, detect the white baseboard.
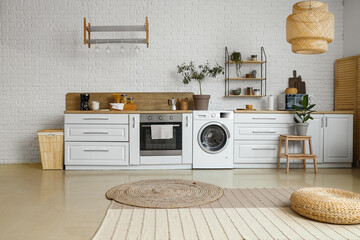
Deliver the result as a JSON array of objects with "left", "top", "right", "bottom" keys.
[
  {"left": 65, "top": 164, "right": 192, "bottom": 170},
  {"left": 233, "top": 163, "right": 352, "bottom": 169}
]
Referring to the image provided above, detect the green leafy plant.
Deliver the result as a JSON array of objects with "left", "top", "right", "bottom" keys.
[
  {"left": 177, "top": 62, "right": 224, "bottom": 95},
  {"left": 292, "top": 95, "right": 316, "bottom": 123},
  {"left": 230, "top": 51, "right": 242, "bottom": 77}
]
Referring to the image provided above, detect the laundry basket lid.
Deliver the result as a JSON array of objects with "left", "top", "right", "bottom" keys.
[{"left": 37, "top": 129, "right": 64, "bottom": 135}]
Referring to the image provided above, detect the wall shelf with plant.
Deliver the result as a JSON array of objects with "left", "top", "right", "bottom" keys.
[{"left": 224, "top": 47, "right": 267, "bottom": 97}]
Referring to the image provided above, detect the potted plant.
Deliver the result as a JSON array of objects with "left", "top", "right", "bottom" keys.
[
  {"left": 177, "top": 61, "right": 224, "bottom": 110},
  {"left": 230, "top": 51, "right": 242, "bottom": 77},
  {"left": 292, "top": 95, "right": 316, "bottom": 136}
]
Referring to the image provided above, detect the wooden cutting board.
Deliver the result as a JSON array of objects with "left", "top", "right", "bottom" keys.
[{"left": 289, "top": 70, "right": 298, "bottom": 88}]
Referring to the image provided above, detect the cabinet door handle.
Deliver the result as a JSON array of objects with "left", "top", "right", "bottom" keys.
[
  {"left": 83, "top": 149, "right": 109, "bottom": 152},
  {"left": 325, "top": 117, "right": 328, "bottom": 127},
  {"left": 252, "top": 147, "right": 276, "bottom": 150},
  {"left": 321, "top": 117, "right": 324, "bottom": 128},
  {"left": 252, "top": 117, "right": 276, "bottom": 120},
  {"left": 252, "top": 130, "right": 276, "bottom": 133},
  {"left": 133, "top": 117, "right": 135, "bottom": 128},
  {"left": 186, "top": 116, "right": 189, "bottom": 127},
  {"left": 83, "top": 117, "right": 109, "bottom": 120},
  {"left": 83, "top": 131, "right": 109, "bottom": 134}
]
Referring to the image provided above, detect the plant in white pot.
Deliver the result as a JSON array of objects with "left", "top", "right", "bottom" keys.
[
  {"left": 293, "top": 95, "right": 316, "bottom": 136},
  {"left": 177, "top": 61, "right": 224, "bottom": 110}
]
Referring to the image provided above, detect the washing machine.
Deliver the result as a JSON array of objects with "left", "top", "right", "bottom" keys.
[{"left": 193, "top": 111, "right": 234, "bottom": 169}]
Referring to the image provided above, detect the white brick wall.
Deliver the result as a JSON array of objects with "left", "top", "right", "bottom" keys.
[{"left": 0, "top": 0, "right": 344, "bottom": 163}]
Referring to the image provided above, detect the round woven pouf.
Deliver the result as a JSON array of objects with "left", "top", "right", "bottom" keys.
[
  {"left": 106, "top": 179, "right": 224, "bottom": 208},
  {"left": 290, "top": 187, "right": 360, "bottom": 224}
]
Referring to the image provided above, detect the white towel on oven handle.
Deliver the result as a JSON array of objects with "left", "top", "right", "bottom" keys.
[{"left": 151, "top": 125, "right": 174, "bottom": 139}]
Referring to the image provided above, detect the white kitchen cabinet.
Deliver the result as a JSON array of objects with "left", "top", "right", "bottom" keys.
[
  {"left": 65, "top": 124, "right": 128, "bottom": 142},
  {"left": 64, "top": 113, "right": 130, "bottom": 169},
  {"left": 234, "top": 141, "right": 280, "bottom": 163},
  {"left": 293, "top": 114, "right": 324, "bottom": 163},
  {"left": 234, "top": 113, "right": 294, "bottom": 165},
  {"left": 234, "top": 113, "right": 353, "bottom": 167},
  {"left": 129, "top": 114, "right": 140, "bottom": 165},
  {"left": 182, "top": 113, "right": 193, "bottom": 164},
  {"left": 234, "top": 123, "right": 294, "bottom": 141},
  {"left": 65, "top": 142, "right": 129, "bottom": 166},
  {"left": 235, "top": 114, "right": 293, "bottom": 124},
  {"left": 65, "top": 114, "right": 128, "bottom": 124},
  {"left": 324, "top": 114, "right": 353, "bottom": 163}
]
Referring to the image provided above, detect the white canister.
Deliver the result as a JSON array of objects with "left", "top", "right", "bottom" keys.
[
  {"left": 91, "top": 101, "right": 100, "bottom": 111},
  {"left": 268, "top": 95, "right": 274, "bottom": 110}
]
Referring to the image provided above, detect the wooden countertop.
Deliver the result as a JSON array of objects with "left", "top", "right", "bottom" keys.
[
  {"left": 65, "top": 110, "right": 354, "bottom": 114},
  {"left": 234, "top": 110, "right": 354, "bottom": 114},
  {"left": 64, "top": 110, "right": 193, "bottom": 114}
]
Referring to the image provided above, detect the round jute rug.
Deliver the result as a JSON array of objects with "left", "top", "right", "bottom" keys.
[{"left": 106, "top": 179, "right": 224, "bottom": 208}]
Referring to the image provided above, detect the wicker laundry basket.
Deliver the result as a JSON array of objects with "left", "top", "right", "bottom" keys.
[
  {"left": 37, "top": 129, "right": 64, "bottom": 170},
  {"left": 290, "top": 187, "right": 360, "bottom": 224}
]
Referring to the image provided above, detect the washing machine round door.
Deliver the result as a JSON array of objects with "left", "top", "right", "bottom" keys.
[{"left": 198, "top": 122, "right": 230, "bottom": 154}]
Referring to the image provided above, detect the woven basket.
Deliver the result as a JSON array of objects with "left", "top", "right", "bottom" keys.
[
  {"left": 290, "top": 187, "right": 360, "bottom": 224},
  {"left": 37, "top": 129, "right": 64, "bottom": 170}
]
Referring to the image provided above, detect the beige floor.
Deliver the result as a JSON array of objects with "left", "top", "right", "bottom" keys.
[{"left": 0, "top": 164, "right": 359, "bottom": 240}]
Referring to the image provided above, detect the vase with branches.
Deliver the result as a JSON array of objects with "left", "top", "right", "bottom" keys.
[{"left": 177, "top": 61, "right": 224, "bottom": 109}]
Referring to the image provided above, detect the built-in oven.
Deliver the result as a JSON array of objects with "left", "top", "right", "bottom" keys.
[{"left": 140, "top": 114, "right": 182, "bottom": 156}]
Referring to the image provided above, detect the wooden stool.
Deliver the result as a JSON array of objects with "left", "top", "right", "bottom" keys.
[{"left": 277, "top": 135, "right": 317, "bottom": 174}]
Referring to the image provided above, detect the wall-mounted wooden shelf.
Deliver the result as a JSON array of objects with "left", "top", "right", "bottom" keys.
[
  {"left": 225, "top": 95, "right": 265, "bottom": 98},
  {"left": 225, "top": 78, "right": 265, "bottom": 80},
  {"left": 83, "top": 17, "right": 149, "bottom": 48},
  {"left": 224, "top": 47, "right": 267, "bottom": 97}
]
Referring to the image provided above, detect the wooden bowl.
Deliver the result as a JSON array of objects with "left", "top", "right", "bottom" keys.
[
  {"left": 285, "top": 88, "right": 298, "bottom": 94},
  {"left": 246, "top": 104, "right": 253, "bottom": 110}
]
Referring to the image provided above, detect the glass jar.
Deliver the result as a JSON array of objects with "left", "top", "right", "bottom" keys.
[
  {"left": 251, "top": 55, "right": 257, "bottom": 61},
  {"left": 120, "top": 94, "right": 127, "bottom": 103},
  {"left": 246, "top": 87, "right": 254, "bottom": 95},
  {"left": 127, "top": 97, "right": 135, "bottom": 104}
]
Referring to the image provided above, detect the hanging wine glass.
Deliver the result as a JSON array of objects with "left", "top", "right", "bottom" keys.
[
  {"left": 120, "top": 40, "right": 125, "bottom": 53},
  {"left": 134, "top": 45, "right": 140, "bottom": 54},
  {"left": 105, "top": 46, "right": 111, "bottom": 54},
  {"left": 120, "top": 45, "right": 125, "bottom": 53}
]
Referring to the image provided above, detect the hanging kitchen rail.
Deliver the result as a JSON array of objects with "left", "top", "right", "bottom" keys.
[
  {"left": 83, "top": 17, "right": 149, "bottom": 48},
  {"left": 224, "top": 46, "right": 267, "bottom": 97}
]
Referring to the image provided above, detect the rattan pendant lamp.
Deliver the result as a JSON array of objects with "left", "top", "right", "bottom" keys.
[{"left": 286, "top": 0, "right": 334, "bottom": 54}]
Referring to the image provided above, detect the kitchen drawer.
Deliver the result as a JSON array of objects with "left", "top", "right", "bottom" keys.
[
  {"left": 65, "top": 142, "right": 129, "bottom": 166},
  {"left": 234, "top": 141, "right": 289, "bottom": 164},
  {"left": 235, "top": 114, "right": 293, "bottom": 124},
  {"left": 234, "top": 124, "right": 294, "bottom": 140},
  {"left": 65, "top": 124, "right": 128, "bottom": 142},
  {"left": 65, "top": 114, "right": 128, "bottom": 124}
]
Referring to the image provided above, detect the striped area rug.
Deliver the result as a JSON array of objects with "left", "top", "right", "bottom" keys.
[{"left": 93, "top": 188, "right": 360, "bottom": 240}]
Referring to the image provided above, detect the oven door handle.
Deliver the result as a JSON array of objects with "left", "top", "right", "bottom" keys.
[{"left": 141, "top": 124, "right": 180, "bottom": 127}]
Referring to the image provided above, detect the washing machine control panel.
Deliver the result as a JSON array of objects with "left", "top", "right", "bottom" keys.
[{"left": 193, "top": 111, "right": 233, "bottom": 120}]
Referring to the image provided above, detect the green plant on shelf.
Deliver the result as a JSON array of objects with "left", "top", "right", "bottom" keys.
[{"left": 230, "top": 51, "right": 243, "bottom": 77}]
